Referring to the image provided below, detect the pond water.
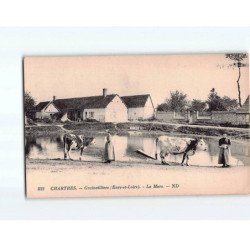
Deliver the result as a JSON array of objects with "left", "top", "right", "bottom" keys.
[{"left": 25, "top": 133, "right": 249, "bottom": 166}]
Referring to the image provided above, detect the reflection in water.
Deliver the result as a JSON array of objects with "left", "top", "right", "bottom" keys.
[
  {"left": 25, "top": 136, "right": 43, "bottom": 156},
  {"left": 25, "top": 134, "right": 249, "bottom": 166},
  {"left": 112, "top": 135, "right": 128, "bottom": 160}
]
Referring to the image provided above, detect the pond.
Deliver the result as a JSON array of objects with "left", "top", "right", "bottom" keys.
[{"left": 25, "top": 133, "right": 249, "bottom": 166}]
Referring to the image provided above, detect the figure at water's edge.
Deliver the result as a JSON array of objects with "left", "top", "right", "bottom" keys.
[
  {"left": 104, "top": 131, "right": 115, "bottom": 163},
  {"left": 218, "top": 133, "right": 231, "bottom": 167}
]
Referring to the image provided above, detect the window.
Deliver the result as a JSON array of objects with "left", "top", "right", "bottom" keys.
[{"left": 90, "top": 112, "right": 94, "bottom": 118}]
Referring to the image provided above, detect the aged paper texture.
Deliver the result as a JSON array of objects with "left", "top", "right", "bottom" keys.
[{"left": 24, "top": 54, "right": 250, "bottom": 198}]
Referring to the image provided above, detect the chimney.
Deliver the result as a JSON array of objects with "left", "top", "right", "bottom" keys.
[
  {"left": 53, "top": 96, "right": 56, "bottom": 101},
  {"left": 103, "top": 88, "right": 107, "bottom": 98}
]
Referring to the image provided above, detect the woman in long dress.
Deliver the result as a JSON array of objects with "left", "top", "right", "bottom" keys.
[
  {"left": 104, "top": 132, "right": 115, "bottom": 163},
  {"left": 218, "top": 133, "right": 231, "bottom": 167}
]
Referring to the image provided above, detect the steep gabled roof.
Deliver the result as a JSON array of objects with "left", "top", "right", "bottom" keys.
[
  {"left": 237, "top": 96, "right": 249, "bottom": 113},
  {"left": 34, "top": 101, "right": 49, "bottom": 111},
  {"left": 36, "top": 94, "right": 117, "bottom": 112},
  {"left": 121, "top": 94, "right": 152, "bottom": 108}
]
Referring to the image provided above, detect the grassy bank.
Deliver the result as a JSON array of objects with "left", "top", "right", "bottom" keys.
[
  {"left": 63, "top": 122, "right": 250, "bottom": 139},
  {"left": 175, "top": 126, "right": 249, "bottom": 139},
  {"left": 25, "top": 121, "right": 250, "bottom": 139},
  {"left": 25, "top": 125, "right": 64, "bottom": 135}
]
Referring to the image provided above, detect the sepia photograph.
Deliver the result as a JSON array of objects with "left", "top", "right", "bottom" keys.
[
  {"left": 1, "top": 7, "right": 250, "bottom": 250},
  {"left": 24, "top": 53, "right": 250, "bottom": 198}
]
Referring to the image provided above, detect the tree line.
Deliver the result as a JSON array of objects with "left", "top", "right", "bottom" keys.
[
  {"left": 24, "top": 92, "right": 36, "bottom": 113},
  {"left": 157, "top": 88, "right": 239, "bottom": 112},
  {"left": 26, "top": 88, "right": 240, "bottom": 114},
  {"left": 157, "top": 53, "right": 247, "bottom": 112}
]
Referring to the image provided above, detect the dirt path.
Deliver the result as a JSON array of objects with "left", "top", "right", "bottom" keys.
[
  {"left": 57, "top": 124, "right": 71, "bottom": 132},
  {"left": 25, "top": 159, "right": 250, "bottom": 198}
]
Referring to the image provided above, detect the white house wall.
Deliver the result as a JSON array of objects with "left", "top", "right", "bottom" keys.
[
  {"left": 143, "top": 97, "right": 155, "bottom": 119},
  {"left": 127, "top": 107, "right": 145, "bottom": 121},
  {"left": 105, "top": 96, "right": 128, "bottom": 122},
  {"left": 36, "top": 103, "right": 59, "bottom": 119},
  {"left": 84, "top": 96, "right": 128, "bottom": 123},
  {"left": 44, "top": 103, "right": 58, "bottom": 113},
  {"left": 83, "top": 108, "right": 106, "bottom": 122}
]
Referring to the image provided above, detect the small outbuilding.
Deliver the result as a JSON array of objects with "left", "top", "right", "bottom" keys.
[
  {"left": 34, "top": 100, "right": 60, "bottom": 120},
  {"left": 121, "top": 94, "right": 155, "bottom": 121}
]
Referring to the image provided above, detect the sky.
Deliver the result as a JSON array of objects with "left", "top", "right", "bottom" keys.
[{"left": 24, "top": 54, "right": 249, "bottom": 106}]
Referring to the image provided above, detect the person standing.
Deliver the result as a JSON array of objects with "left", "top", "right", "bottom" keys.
[
  {"left": 218, "top": 133, "right": 231, "bottom": 167},
  {"left": 104, "top": 131, "right": 115, "bottom": 163}
]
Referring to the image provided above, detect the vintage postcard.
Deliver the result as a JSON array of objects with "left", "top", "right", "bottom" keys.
[{"left": 24, "top": 54, "right": 250, "bottom": 198}]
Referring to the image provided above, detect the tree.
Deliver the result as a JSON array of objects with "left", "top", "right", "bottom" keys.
[
  {"left": 221, "top": 96, "right": 239, "bottom": 111},
  {"left": 207, "top": 89, "right": 225, "bottom": 111},
  {"left": 157, "top": 103, "right": 170, "bottom": 112},
  {"left": 190, "top": 99, "right": 207, "bottom": 112},
  {"left": 207, "top": 88, "right": 239, "bottom": 111},
  {"left": 24, "top": 92, "right": 36, "bottom": 113},
  {"left": 157, "top": 90, "right": 188, "bottom": 112},
  {"left": 225, "top": 53, "right": 248, "bottom": 107}
]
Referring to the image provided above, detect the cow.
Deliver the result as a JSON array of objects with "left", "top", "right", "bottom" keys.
[
  {"left": 155, "top": 136, "right": 208, "bottom": 166},
  {"left": 63, "top": 133, "right": 95, "bottom": 161}
]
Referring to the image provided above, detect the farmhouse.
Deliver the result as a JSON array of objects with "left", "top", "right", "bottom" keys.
[
  {"left": 121, "top": 94, "right": 155, "bottom": 121},
  {"left": 34, "top": 98, "right": 59, "bottom": 120},
  {"left": 34, "top": 89, "right": 155, "bottom": 123},
  {"left": 34, "top": 89, "right": 128, "bottom": 123}
]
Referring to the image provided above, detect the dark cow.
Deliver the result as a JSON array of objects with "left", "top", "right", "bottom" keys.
[
  {"left": 155, "top": 136, "right": 208, "bottom": 166},
  {"left": 63, "top": 133, "right": 95, "bottom": 160}
]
